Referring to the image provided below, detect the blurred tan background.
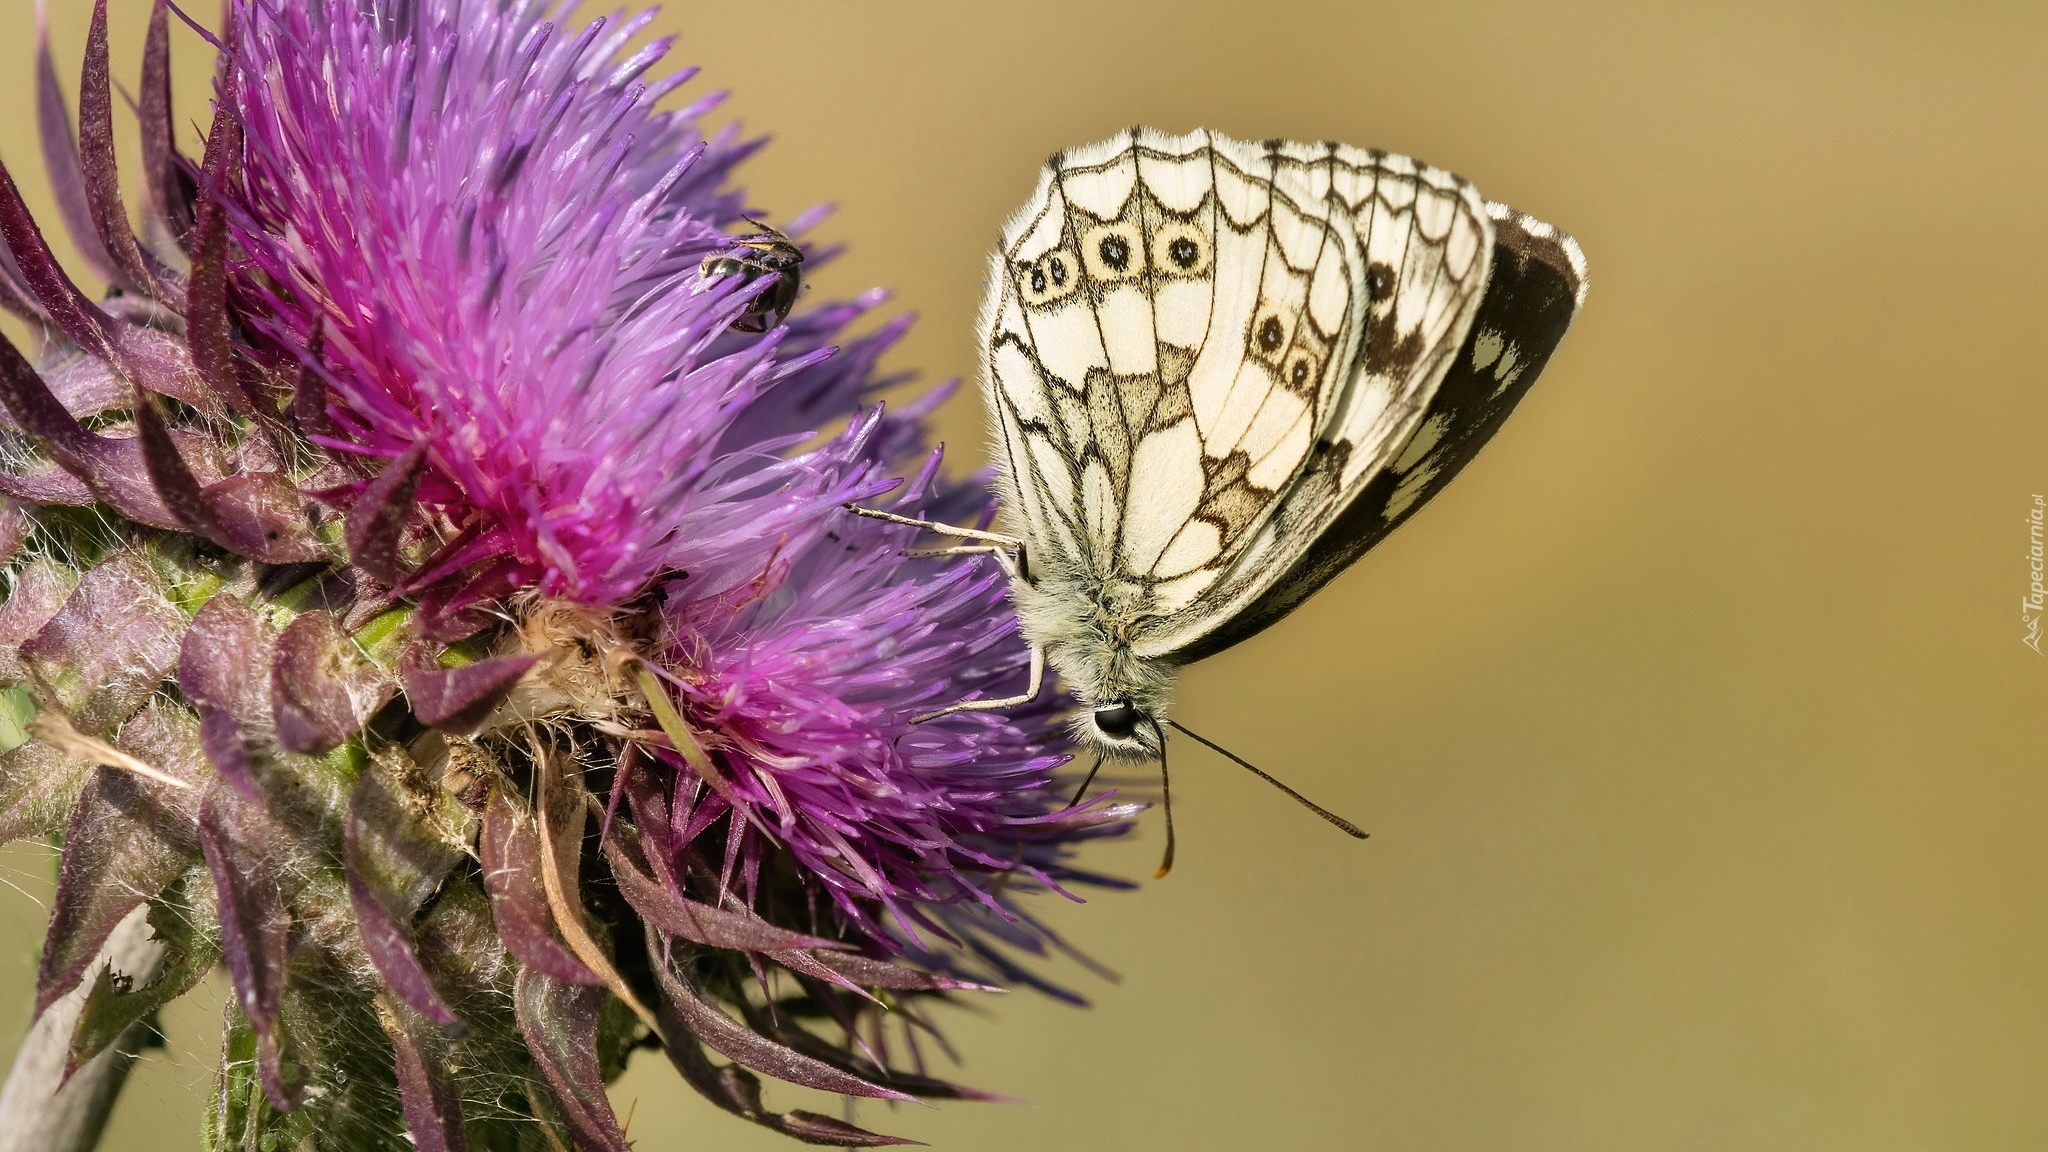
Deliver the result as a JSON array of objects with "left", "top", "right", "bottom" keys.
[{"left": 3, "top": 0, "right": 2046, "bottom": 1148}]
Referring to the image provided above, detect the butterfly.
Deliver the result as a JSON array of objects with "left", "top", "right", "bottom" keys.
[{"left": 855, "top": 128, "right": 1587, "bottom": 870}]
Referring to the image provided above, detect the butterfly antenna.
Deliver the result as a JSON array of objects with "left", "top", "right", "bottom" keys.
[
  {"left": 1165, "top": 720, "right": 1368, "bottom": 840},
  {"left": 1154, "top": 735, "right": 1176, "bottom": 879},
  {"left": 1067, "top": 756, "right": 1106, "bottom": 809}
]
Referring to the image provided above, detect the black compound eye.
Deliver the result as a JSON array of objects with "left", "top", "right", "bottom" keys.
[{"left": 1093, "top": 703, "right": 1141, "bottom": 739}]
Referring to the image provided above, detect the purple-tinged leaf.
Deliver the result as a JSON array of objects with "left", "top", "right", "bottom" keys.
[
  {"left": 0, "top": 238, "right": 48, "bottom": 325},
  {"left": 67, "top": 876, "right": 218, "bottom": 1078},
  {"left": 648, "top": 938, "right": 914, "bottom": 1102},
  {"left": 400, "top": 647, "right": 537, "bottom": 735},
  {"left": 205, "top": 474, "right": 327, "bottom": 564},
  {"left": 19, "top": 549, "right": 186, "bottom": 734},
  {"left": 33, "top": 11, "right": 126, "bottom": 292},
  {"left": 198, "top": 781, "right": 300, "bottom": 1112},
  {"left": 0, "top": 350, "right": 123, "bottom": 431},
  {"left": 0, "top": 459, "right": 91, "bottom": 506},
  {"left": 78, "top": 0, "right": 173, "bottom": 299},
  {"left": 273, "top": 611, "right": 389, "bottom": 754},
  {"left": 0, "top": 332, "right": 181, "bottom": 529},
  {"left": 600, "top": 823, "right": 842, "bottom": 953},
  {"left": 512, "top": 967, "right": 634, "bottom": 1152},
  {"left": 178, "top": 595, "right": 272, "bottom": 722},
  {"left": 378, "top": 998, "right": 468, "bottom": 1152},
  {"left": 661, "top": 1028, "right": 919, "bottom": 1148},
  {"left": 196, "top": 706, "right": 258, "bottom": 803},
  {"left": 178, "top": 593, "right": 274, "bottom": 802},
  {"left": 0, "top": 739, "right": 90, "bottom": 846},
  {"left": 345, "top": 444, "right": 426, "bottom": 587},
  {"left": 36, "top": 763, "right": 197, "bottom": 1016},
  {"left": 188, "top": 86, "right": 262, "bottom": 418},
  {"left": 480, "top": 785, "right": 602, "bottom": 985},
  {"left": 135, "top": 0, "right": 189, "bottom": 248},
  {"left": 0, "top": 557, "right": 76, "bottom": 681},
  {"left": 0, "top": 495, "right": 25, "bottom": 566},
  {"left": 345, "top": 768, "right": 461, "bottom": 1026}
]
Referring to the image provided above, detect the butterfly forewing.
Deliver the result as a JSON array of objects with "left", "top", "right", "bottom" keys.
[{"left": 982, "top": 128, "right": 1495, "bottom": 659}]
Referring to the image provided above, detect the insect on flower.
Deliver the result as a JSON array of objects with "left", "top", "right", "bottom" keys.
[
  {"left": 855, "top": 128, "right": 1590, "bottom": 875},
  {"left": 698, "top": 221, "right": 806, "bottom": 332}
]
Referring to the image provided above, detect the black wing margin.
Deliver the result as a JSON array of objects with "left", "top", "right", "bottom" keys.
[{"left": 1170, "top": 205, "right": 1588, "bottom": 664}]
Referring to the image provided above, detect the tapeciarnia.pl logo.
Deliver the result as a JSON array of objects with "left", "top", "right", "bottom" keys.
[{"left": 2026, "top": 494, "right": 2045, "bottom": 655}]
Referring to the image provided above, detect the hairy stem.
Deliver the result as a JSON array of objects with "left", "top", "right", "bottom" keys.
[{"left": 0, "top": 906, "right": 168, "bottom": 1152}]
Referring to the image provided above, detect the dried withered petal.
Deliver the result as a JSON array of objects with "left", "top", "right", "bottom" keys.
[
  {"left": 272, "top": 611, "right": 392, "bottom": 754},
  {"left": 512, "top": 967, "right": 634, "bottom": 1152},
  {"left": 600, "top": 823, "right": 843, "bottom": 954},
  {"left": 78, "top": 0, "right": 175, "bottom": 299},
  {"left": 32, "top": 19, "right": 125, "bottom": 293},
  {"left": 479, "top": 785, "right": 602, "bottom": 986},
  {"left": 187, "top": 85, "right": 264, "bottom": 418},
  {"left": 662, "top": 1028, "right": 918, "bottom": 1148},
  {"left": 377, "top": 997, "right": 468, "bottom": 1152},
  {"left": 0, "top": 162, "right": 118, "bottom": 365},
  {"left": 19, "top": 549, "right": 187, "bottom": 734},
  {"left": 134, "top": 0, "right": 188, "bottom": 246},
  {"left": 400, "top": 646, "right": 538, "bottom": 734},
  {"left": 344, "top": 444, "right": 426, "bottom": 588},
  {"left": 344, "top": 767, "right": 461, "bottom": 1026},
  {"left": 198, "top": 781, "right": 301, "bottom": 1112},
  {"left": 647, "top": 938, "right": 913, "bottom": 1102},
  {"left": 36, "top": 761, "right": 198, "bottom": 1015}
]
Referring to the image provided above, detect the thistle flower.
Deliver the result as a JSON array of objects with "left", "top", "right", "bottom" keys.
[{"left": 0, "top": 3, "right": 1138, "bottom": 1149}]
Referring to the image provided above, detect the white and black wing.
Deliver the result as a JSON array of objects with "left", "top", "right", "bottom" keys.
[
  {"left": 1170, "top": 203, "right": 1589, "bottom": 661},
  {"left": 981, "top": 129, "right": 1493, "bottom": 651}
]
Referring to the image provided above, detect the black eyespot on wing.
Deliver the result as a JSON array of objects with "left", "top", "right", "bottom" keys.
[
  {"left": 1367, "top": 261, "right": 1396, "bottom": 302},
  {"left": 1169, "top": 237, "right": 1198, "bottom": 268},
  {"left": 1098, "top": 234, "right": 1130, "bottom": 271},
  {"left": 1259, "top": 315, "right": 1286, "bottom": 351},
  {"left": 1048, "top": 254, "right": 1069, "bottom": 286}
]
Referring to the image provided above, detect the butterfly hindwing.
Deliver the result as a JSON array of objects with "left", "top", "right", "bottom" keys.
[{"left": 1169, "top": 202, "right": 1590, "bottom": 662}]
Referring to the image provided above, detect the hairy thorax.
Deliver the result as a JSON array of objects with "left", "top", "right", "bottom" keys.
[{"left": 1010, "top": 567, "right": 1180, "bottom": 730}]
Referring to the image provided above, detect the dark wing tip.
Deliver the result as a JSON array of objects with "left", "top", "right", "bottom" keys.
[{"left": 1486, "top": 202, "right": 1589, "bottom": 311}]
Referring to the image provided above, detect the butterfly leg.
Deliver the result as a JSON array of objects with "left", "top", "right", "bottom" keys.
[
  {"left": 844, "top": 505, "right": 1024, "bottom": 549},
  {"left": 910, "top": 641, "right": 1045, "bottom": 724}
]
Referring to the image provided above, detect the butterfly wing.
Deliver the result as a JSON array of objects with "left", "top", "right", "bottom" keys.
[
  {"left": 982, "top": 129, "right": 1493, "bottom": 649},
  {"left": 1168, "top": 202, "right": 1590, "bottom": 662}
]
